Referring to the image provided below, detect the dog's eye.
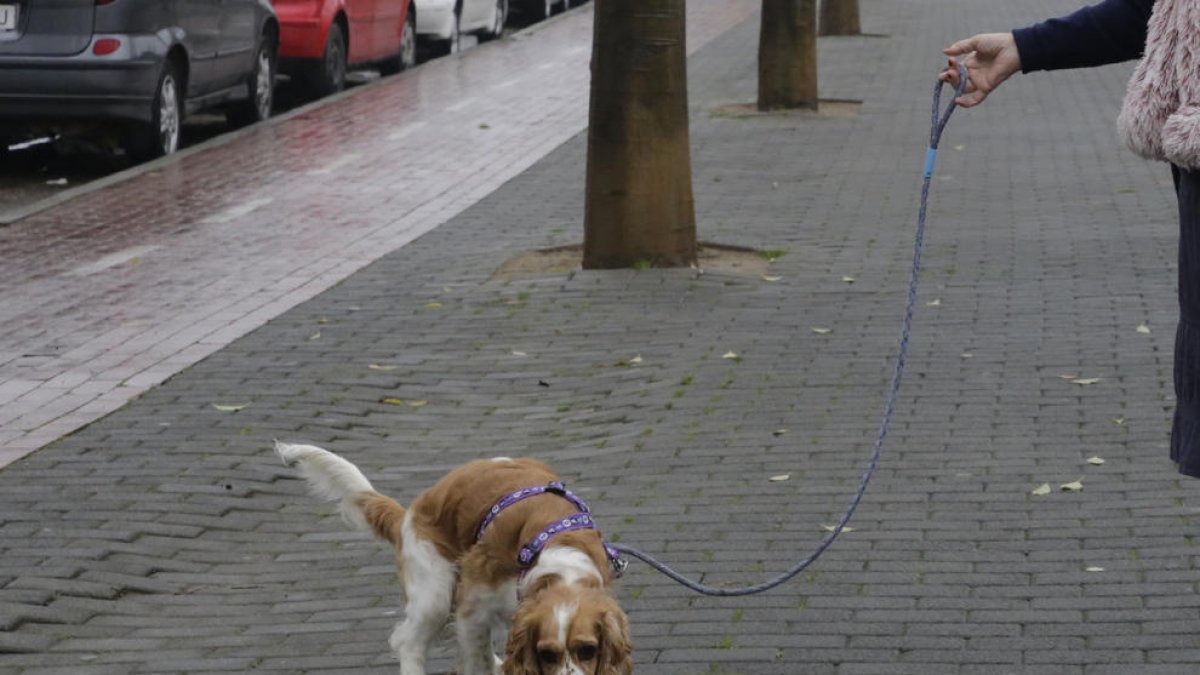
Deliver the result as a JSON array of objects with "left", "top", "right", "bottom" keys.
[
  {"left": 575, "top": 645, "right": 598, "bottom": 661},
  {"left": 537, "top": 648, "right": 561, "bottom": 664}
]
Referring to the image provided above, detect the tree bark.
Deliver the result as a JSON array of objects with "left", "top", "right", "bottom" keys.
[
  {"left": 819, "top": 0, "right": 860, "bottom": 36},
  {"left": 758, "top": 0, "right": 818, "bottom": 111},
  {"left": 583, "top": 0, "right": 697, "bottom": 269}
]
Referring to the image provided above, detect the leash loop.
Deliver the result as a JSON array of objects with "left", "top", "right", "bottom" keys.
[
  {"left": 608, "top": 64, "right": 968, "bottom": 597},
  {"left": 925, "top": 61, "right": 967, "bottom": 174}
]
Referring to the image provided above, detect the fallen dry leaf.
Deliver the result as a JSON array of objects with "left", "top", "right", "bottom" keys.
[
  {"left": 1087, "top": 456, "right": 1105, "bottom": 466},
  {"left": 212, "top": 403, "right": 247, "bottom": 413},
  {"left": 926, "top": 298, "right": 942, "bottom": 307},
  {"left": 630, "top": 355, "right": 643, "bottom": 364},
  {"left": 1113, "top": 416, "right": 1126, "bottom": 426},
  {"left": 1071, "top": 378, "right": 1101, "bottom": 385},
  {"left": 842, "top": 275, "right": 856, "bottom": 283},
  {"left": 1085, "top": 566, "right": 1105, "bottom": 573},
  {"left": 762, "top": 275, "right": 783, "bottom": 282},
  {"left": 511, "top": 350, "right": 528, "bottom": 357},
  {"left": 769, "top": 474, "right": 790, "bottom": 482},
  {"left": 1137, "top": 324, "right": 1151, "bottom": 334},
  {"left": 382, "top": 398, "right": 427, "bottom": 408},
  {"left": 1030, "top": 483, "right": 1051, "bottom": 496},
  {"left": 368, "top": 364, "right": 398, "bottom": 371},
  {"left": 820, "top": 524, "right": 855, "bottom": 533},
  {"left": 722, "top": 351, "right": 739, "bottom": 360},
  {"left": 425, "top": 302, "right": 442, "bottom": 309},
  {"left": 1060, "top": 479, "right": 1084, "bottom": 492},
  {"left": 811, "top": 327, "right": 832, "bottom": 334}
]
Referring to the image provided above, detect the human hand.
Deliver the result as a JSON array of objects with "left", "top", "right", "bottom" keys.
[{"left": 939, "top": 32, "right": 1022, "bottom": 108}]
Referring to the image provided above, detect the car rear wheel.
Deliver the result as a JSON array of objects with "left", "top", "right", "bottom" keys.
[
  {"left": 479, "top": 0, "right": 507, "bottom": 42},
  {"left": 428, "top": 7, "right": 460, "bottom": 57},
  {"left": 124, "top": 60, "right": 182, "bottom": 162},
  {"left": 303, "top": 22, "right": 346, "bottom": 98},
  {"left": 227, "top": 36, "right": 276, "bottom": 126},
  {"left": 380, "top": 9, "right": 416, "bottom": 74}
]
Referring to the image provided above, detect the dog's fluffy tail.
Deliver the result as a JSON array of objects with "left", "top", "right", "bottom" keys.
[{"left": 274, "top": 441, "right": 406, "bottom": 546}]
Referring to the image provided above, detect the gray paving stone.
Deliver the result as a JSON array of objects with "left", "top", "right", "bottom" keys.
[
  {"left": 3, "top": 0, "right": 1200, "bottom": 672},
  {"left": 0, "top": 632, "right": 53, "bottom": 655}
]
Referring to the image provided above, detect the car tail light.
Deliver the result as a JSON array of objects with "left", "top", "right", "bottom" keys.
[{"left": 93, "top": 38, "right": 121, "bottom": 55}]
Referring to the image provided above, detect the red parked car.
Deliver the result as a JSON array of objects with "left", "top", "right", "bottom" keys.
[{"left": 273, "top": 0, "right": 416, "bottom": 98}]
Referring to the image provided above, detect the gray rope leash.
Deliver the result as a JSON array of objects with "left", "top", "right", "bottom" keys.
[{"left": 609, "top": 65, "right": 969, "bottom": 596}]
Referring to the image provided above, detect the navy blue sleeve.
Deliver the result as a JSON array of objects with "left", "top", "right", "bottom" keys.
[{"left": 1012, "top": 0, "right": 1155, "bottom": 72}]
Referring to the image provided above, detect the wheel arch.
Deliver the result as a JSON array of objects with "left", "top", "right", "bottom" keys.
[
  {"left": 164, "top": 45, "right": 189, "bottom": 110},
  {"left": 332, "top": 9, "right": 350, "bottom": 54},
  {"left": 262, "top": 17, "right": 280, "bottom": 47}
]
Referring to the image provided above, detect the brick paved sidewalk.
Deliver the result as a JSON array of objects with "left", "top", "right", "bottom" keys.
[{"left": 3, "top": 0, "right": 1199, "bottom": 673}]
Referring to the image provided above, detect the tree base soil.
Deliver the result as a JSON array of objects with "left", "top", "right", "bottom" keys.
[
  {"left": 712, "top": 98, "right": 862, "bottom": 119},
  {"left": 494, "top": 243, "right": 771, "bottom": 280}
]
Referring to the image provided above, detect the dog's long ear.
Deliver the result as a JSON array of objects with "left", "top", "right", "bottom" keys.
[
  {"left": 597, "top": 605, "right": 633, "bottom": 675},
  {"left": 501, "top": 602, "right": 541, "bottom": 675}
]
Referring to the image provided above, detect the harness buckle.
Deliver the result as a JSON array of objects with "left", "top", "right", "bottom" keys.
[
  {"left": 611, "top": 556, "right": 629, "bottom": 578},
  {"left": 518, "top": 544, "right": 537, "bottom": 566}
]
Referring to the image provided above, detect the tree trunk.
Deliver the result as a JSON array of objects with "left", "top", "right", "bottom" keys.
[
  {"left": 819, "top": 0, "right": 860, "bottom": 36},
  {"left": 758, "top": 0, "right": 818, "bottom": 111},
  {"left": 583, "top": 0, "right": 697, "bottom": 269}
]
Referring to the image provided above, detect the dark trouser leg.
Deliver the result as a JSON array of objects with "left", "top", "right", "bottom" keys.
[{"left": 1171, "top": 166, "right": 1200, "bottom": 476}]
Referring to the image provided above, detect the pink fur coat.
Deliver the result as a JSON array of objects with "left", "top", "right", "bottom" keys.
[{"left": 1117, "top": 0, "right": 1200, "bottom": 168}]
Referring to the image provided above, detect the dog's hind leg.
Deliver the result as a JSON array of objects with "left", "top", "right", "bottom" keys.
[{"left": 390, "top": 514, "right": 456, "bottom": 674}]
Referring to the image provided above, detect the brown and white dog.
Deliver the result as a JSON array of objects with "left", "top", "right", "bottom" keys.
[{"left": 274, "top": 442, "right": 632, "bottom": 675}]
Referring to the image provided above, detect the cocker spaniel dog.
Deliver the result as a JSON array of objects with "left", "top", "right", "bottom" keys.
[{"left": 275, "top": 442, "right": 632, "bottom": 675}]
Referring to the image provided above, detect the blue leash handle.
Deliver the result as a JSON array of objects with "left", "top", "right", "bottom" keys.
[{"left": 609, "top": 64, "right": 969, "bottom": 597}]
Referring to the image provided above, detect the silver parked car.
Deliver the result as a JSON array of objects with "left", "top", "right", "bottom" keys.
[{"left": 0, "top": 0, "right": 279, "bottom": 161}]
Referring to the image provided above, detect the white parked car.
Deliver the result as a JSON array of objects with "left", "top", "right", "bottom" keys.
[{"left": 414, "top": 0, "right": 507, "bottom": 55}]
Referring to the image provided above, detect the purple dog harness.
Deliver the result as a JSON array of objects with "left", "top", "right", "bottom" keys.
[{"left": 475, "top": 481, "right": 625, "bottom": 578}]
